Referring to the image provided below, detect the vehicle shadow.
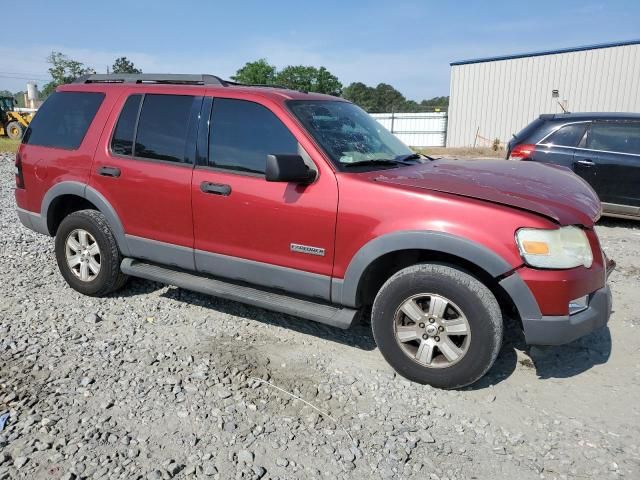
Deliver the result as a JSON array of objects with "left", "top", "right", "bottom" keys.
[
  {"left": 117, "top": 278, "right": 612, "bottom": 386},
  {"left": 470, "top": 315, "right": 612, "bottom": 390},
  {"left": 116, "top": 277, "right": 378, "bottom": 351},
  {"left": 597, "top": 216, "right": 640, "bottom": 229}
]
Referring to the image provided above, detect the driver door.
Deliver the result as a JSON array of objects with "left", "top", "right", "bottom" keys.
[{"left": 191, "top": 96, "right": 339, "bottom": 301}]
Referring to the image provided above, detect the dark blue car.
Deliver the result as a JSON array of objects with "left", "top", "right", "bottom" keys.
[{"left": 507, "top": 113, "right": 640, "bottom": 220}]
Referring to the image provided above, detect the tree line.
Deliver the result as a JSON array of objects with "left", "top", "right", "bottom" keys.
[{"left": 2, "top": 53, "right": 448, "bottom": 113}]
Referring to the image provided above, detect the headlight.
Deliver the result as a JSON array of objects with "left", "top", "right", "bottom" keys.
[{"left": 515, "top": 226, "right": 593, "bottom": 269}]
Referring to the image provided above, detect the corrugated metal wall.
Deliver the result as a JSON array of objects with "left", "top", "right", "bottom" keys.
[
  {"left": 447, "top": 44, "right": 640, "bottom": 147},
  {"left": 371, "top": 112, "right": 447, "bottom": 147}
]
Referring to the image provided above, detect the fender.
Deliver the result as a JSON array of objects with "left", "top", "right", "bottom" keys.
[
  {"left": 40, "top": 181, "right": 131, "bottom": 256},
  {"left": 332, "top": 230, "right": 516, "bottom": 308}
]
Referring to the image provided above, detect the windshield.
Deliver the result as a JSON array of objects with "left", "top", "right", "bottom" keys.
[
  {"left": 288, "top": 100, "right": 413, "bottom": 169},
  {"left": 0, "top": 97, "right": 14, "bottom": 112}
]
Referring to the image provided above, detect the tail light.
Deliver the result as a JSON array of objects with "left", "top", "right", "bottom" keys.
[
  {"left": 15, "top": 151, "right": 24, "bottom": 188},
  {"left": 509, "top": 143, "right": 536, "bottom": 160}
]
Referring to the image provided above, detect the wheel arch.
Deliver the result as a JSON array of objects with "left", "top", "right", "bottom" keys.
[
  {"left": 333, "top": 231, "right": 518, "bottom": 310},
  {"left": 41, "top": 181, "right": 130, "bottom": 256}
]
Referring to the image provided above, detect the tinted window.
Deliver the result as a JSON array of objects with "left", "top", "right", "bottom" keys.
[
  {"left": 544, "top": 123, "right": 588, "bottom": 147},
  {"left": 135, "top": 94, "right": 195, "bottom": 163},
  {"left": 209, "top": 99, "right": 298, "bottom": 174},
  {"left": 23, "top": 92, "right": 104, "bottom": 149},
  {"left": 586, "top": 123, "right": 640, "bottom": 155},
  {"left": 111, "top": 95, "right": 142, "bottom": 156}
]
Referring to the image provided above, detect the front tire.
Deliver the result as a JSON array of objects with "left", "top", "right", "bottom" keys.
[
  {"left": 55, "top": 210, "right": 128, "bottom": 296},
  {"left": 371, "top": 264, "right": 503, "bottom": 389},
  {"left": 6, "top": 121, "right": 24, "bottom": 140}
]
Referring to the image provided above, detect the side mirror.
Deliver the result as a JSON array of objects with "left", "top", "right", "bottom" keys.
[{"left": 265, "top": 154, "right": 316, "bottom": 184}]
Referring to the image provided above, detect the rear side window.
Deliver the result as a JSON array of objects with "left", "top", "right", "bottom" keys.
[
  {"left": 23, "top": 91, "right": 104, "bottom": 149},
  {"left": 585, "top": 123, "right": 640, "bottom": 155},
  {"left": 111, "top": 94, "right": 142, "bottom": 156},
  {"left": 134, "top": 94, "right": 196, "bottom": 163},
  {"left": 543, "top": 123, "right": 588, "bottom": 147},
  {"left": 208, "top": 98, "right": 298, "bottom": 174}
]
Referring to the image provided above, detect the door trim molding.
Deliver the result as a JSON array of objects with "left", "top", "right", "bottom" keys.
[
  {"left": 195, "top": 249, "right": 331, "bottom": 301},
  {"left": 122, "top": 234, "right": 332, "bottom": 301},
  {"left": 125, "top": 234, "right": 195, "bottom": 270}
]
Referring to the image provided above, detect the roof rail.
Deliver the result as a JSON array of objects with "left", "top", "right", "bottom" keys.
[
  {"left": 73, "top": 73, "right": 228, "bottom": 86},
  {"left": 224, "top": 79, "right": 300, "bottom": 91}
]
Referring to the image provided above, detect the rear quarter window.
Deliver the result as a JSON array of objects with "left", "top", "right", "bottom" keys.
[
  {"left": 542, "top": 123, "right": 588, "bottom": 147},
  {"left": 23, "top": 91, "right": 104, "bottom": 149}
]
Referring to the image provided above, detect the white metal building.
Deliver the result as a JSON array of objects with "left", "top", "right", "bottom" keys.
[{"left": 446, "top": 39, "right": 640, "bottom": 147}]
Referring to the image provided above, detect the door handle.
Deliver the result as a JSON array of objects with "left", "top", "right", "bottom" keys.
[
  {"left": 576, "top": 159, "right": 595, "bottom": 167},
  {"left": 97, "top": 166, "right": 121, "bottom": 177},
  {"left": 200, "top": 181, "right": 231, "bottom": 196}
]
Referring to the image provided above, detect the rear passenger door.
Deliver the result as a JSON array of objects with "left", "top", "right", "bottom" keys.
[
  {"left": 573, "top": 121, "right": 640, "bottom": 208},
  {"left": 91, "top": 92, "right": 202, "bottom": 270},
  {"left": 191, "top": 96, "right": 339, "bottom": 301}
]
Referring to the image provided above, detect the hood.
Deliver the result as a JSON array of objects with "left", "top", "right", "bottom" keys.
[{"left": 371, "top": 159, "right": 601, "bottom": 226}]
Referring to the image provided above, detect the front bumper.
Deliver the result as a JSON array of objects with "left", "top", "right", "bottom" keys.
[
  {"left": 520, "top": 285, "right": 612, "bottom": 345},
  {"left": 499, "top": 267, "right": 613, "bottom": 346}
]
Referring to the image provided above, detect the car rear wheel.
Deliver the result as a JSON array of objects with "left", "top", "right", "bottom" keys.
[
  {"left": 55, "top": 209, "right": 128, "bottom": 296},
  {"left": 371, "top": 263, "right": 503, "bottom": 389}
]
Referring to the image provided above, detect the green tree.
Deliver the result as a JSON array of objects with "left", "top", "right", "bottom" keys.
[
  {"left": 274, "top": 65, "right": 342, "bottom": 95},
  {"left": 231, "top": 59, "right": 277, "bottom": 85},
  {"left": 420, "top": 96, "right": 449, "bottom": 109},
  {"left": 42, "top": 51, "right": 94, "bottom": 97},
  {"left": 112, "top": 56, "right": 142, "bottom": 74},
  {"left": 373, "top": 83, "right": 406, "bottom": 112},
  {"left": 342, "top": 82, "right": 377, "bottom": 111},
  {"left": 343, "top": 82, "right": 449, "bottom": 112}
]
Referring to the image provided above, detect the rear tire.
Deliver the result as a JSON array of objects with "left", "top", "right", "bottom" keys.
[
  {"left": 371, "top": 263, "right": 503, "bottom": 389},
  {"left": 55, "top": 210, "right": 128, "bottom": 297},
  {"left": 6, "top": 121, "right": 23, "bottom": 140}
]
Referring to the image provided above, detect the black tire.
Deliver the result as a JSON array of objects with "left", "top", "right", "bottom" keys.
[
  {"left": 55, "top": 209, "right": 128, "bottom": 296},
  {"left": 371, "top": 264, "right": 503, "bottom": 389},
  {"left": 6, "top": 121, "right": 23, "bottom": 140}
]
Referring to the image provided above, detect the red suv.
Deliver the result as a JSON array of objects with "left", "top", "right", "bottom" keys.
[{"left": 14, "top": 74, "right": 613, "bottom": 388}]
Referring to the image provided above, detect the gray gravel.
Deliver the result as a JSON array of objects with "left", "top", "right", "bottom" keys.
[{"left": 1, "top": 152, "right": 639, "bottom": 479}]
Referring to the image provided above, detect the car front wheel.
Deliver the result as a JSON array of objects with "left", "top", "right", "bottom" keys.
[{"left": 371, "top": 263, "right": 503, "bottom": 389}]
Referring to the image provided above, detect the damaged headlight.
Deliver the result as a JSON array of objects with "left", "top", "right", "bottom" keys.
[{"left": 515, "top": 226, "right": 593, "bottom": 269}]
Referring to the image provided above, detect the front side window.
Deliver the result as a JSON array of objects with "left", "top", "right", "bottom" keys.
[
  {"left": 134, "top": 94, "right": 195, "bottom": 163},
  {"left": 543, "top": 123, "right": 588, "bottom": 147},
  {"left": 288, "top": 100, "right": 412, "bottom": 168},
  {"left": 23, "top": 91, "right": 104, "bottom": 149},
  {"left": 585, "top": 122, "right": 640, "bottom": 155},
  {"left": 208, "top": 98, "right": 299, "bottom": 174}
]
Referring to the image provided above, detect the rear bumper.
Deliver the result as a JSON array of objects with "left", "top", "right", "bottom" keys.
[
  {"left": 499, "top": 270, "right": 613, "bottom": 346},
  {"left": 521, "top": 285, "right": 612, "bottom": 345}
]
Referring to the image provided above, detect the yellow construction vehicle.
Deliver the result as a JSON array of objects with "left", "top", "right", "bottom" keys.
[{"left": 0, "top": 96, "right": 33, "bottom": 140}]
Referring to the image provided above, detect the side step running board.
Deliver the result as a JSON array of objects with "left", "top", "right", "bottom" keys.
[{"left": 120, "top": 258, "right": 357, "bottom": 329}]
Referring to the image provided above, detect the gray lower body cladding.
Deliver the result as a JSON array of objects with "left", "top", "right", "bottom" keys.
[{"left": 120, "top": 258, "right": 357, "bottom": 329}]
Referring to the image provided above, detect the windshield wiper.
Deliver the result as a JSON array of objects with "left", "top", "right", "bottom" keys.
[
  {"left": 342, "top": 159, "right": 404, "bottom": 168},
  {"left": 395, "top": 153, "right": 438, "bottom": 163}
]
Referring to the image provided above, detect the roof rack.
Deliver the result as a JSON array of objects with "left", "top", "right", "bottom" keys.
[
  {"left": 73, "top": 73, "right": 229, "bottom": 86},
  {"left": 224, "top": 79, "right": 300, "bottom": 91}
]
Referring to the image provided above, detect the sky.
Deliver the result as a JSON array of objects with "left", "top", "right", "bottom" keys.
[{"left": 1, "top": 0, "right": 639, "bottom": 100}]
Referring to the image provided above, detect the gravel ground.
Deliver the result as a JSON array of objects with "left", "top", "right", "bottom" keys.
[{"left": 1, "top": 152, "right": 639, "bottom": 480}]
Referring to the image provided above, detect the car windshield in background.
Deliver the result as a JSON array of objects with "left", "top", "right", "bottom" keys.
[{"left": 288, "top": 100, "right": 414, "bottom": 169}]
